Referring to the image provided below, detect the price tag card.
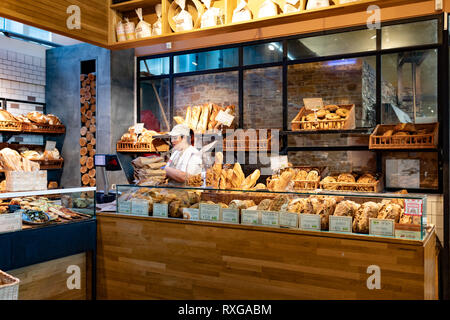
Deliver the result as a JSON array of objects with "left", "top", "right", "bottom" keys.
[
  {"left": 153, "top": 203, "right": 169, "bottom": 217},
  {"left": 0, "top": 212, "right": 22, "bottom": 234},
  {"left": 199, "top": 203, "right": 221, "bottom": 221},
  {"left": 134, "top": 123, "right": 145, "bottom": 134},
  {"left": 241, "top": 210, "right": 259, "bottom": 225},
  {"left": 394, "top": 223, "right": 422, "bottom": 240},
  {"left": 299, "top": 214, "right": 321, "bottom": 231},
  {"left": 118, "top": 200, "right": 132, "bottom": 214},
  {"left": 222, "top": 208, "right": 239, "bottom": 224},
  {"left": 369, "top": 218, "right": 394, "bottom": 237},
  {"left": 131, "top": 199, "right": 149, "bottom": 216},
  {"left": 303, "top": 98, "right": 324, "bottom": 110},
  {"left": 45, "top": 140, "right": 57, "bottom": 151},
  {"left": 215, "top": 110, "right": 235, "bottom": 127},
  {"left": 329, "top": 216, "right": 352, "bottom": 233},
  {"left": 279, "top": 211, "right": 298, "bottom": 228},
  {"left": 404, "top": 199, "right": 423, "bottom": 216},
  {"left": 261, "top": 211, "right": 280, "bottom": 227},
  {"left": 183, "top": 208, "right": 199, "bottom": 220},
  {"left": 270, "top": 155, "right": 289, "bottom": 173}
]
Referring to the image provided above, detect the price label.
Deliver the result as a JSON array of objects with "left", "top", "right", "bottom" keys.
[
  {"left": 131, "top": 199, "right": 149, "bottom": 216},
  {"left": 270, "top": 155, "right": 289, "bottom": 172},
  {"left": 369, "top": 218, "right": 394, "bottom": 237},
  {"left": 261, "top": 211, "right": 279, "bottom": 227},
  {"left": 153, "top": 203, "right": 169, "bottom": 217},
  {"left": 182, "top": 208, "right": 199, "bottom": 220},
  {"left": 329, "top": 216, "right": 352, "bottom": 233},
  {"left": 279, "top": 212, "right": 298, "bottom": 228},
  {"left": 118, "top": 200, "right": 132, "bottom": 214},
  {"left": 134, "top": 123, "right": 145, "bottom": 134},
  {"left": 241, "top": 210, "right": 259, "bottom": 225},
  {"left": 0, "top": 212, "right": 22, "bottom": 233},
  {"left": 222, "top": 208, "right": 239, "bottom": 223},
  {"left": 215, "top": 110, "right": 235, "bottom": 127},
  {"left": 303, "top": 98, "right": 324, "bottom": 110},
  {"left": 299, "top": 214, "right": 321, "bottom": 231},
  {"left": 199, "top": 203, "right": 221, "bottom": 221},
  {"left": 404, "top": 199, "right": 423, "bottom": 216},
  {"left": 394, "top": 223, "right": 422, "bottom": 240},
  {"left": 45, "top": 140, "right": 57, "bottom": 151}
]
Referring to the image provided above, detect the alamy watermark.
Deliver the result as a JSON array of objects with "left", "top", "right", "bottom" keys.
[
  {"left": 66, "top": 265, "right": 81, "bottom": 290},
  {"left": 66, "top": 5, "right": 81, "bottom": 30}
]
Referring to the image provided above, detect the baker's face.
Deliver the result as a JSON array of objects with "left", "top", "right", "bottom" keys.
[{"left": 171, "top": 136, "right": 184, "bottom": 149}]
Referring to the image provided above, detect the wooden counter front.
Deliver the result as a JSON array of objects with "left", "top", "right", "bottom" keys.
[{"left": 96, "top": 213, "right": 438, "bottom": 300}]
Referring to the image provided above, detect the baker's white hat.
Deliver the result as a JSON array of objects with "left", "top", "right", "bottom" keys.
[{"left": 169, "top": 124, "right": 190, "bottom": 137}]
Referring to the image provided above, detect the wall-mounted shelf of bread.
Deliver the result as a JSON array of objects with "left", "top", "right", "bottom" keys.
[{"left": 109, "top": 0, "right": 429, "bottom": 49}]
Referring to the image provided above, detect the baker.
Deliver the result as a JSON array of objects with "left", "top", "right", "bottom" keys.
[{"left": 164, "top": 124, "right": 202, "bottom": 184}]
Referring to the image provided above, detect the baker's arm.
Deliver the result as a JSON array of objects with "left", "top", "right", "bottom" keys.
[{"left": 165, "top": 166, "right": 186, "bottom": 183}]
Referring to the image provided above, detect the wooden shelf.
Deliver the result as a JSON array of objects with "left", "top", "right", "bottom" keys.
[
  {"left": 111, "top": 0, "right": 161, "bottom": 12},
  {"left": 109, "top": 0, "right": 430, "bottom": 50}
]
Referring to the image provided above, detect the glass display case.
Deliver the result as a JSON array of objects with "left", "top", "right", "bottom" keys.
[
  {"left": 0, "top": 187, "right": 96, "bottom": 234},
  {"left": 116, "top": 185, "right": 428, "bottom": 241}
]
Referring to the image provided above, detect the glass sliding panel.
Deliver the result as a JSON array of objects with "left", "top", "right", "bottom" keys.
[
  {"left": 174, "top": 48, "right": 238, "bottom": 73},
  {"left": 243, "top": 42, "right": 283, "bottom": 65},
  {"left": 140, "top": 57, "right": 170, "bottom": 77},
  {"left": 174, "top": 71, "right": 239, "bottom": 124},
  {"left": 287, "top": 29, "right": 376, "bottom": 60},
  {"left": 287, "top": 56, "right": 377, "bottom": 129},
  {"left": 381, "top": 49, "right": 437, "bottom": 124},
  {"left": 139, "top": 78, "right": 170, "bottom": 132},
  {"left": 243, "top": 66, "right": 282, "bottom": 129},
  {"left": 382, "top": 20, "right": 438, "bottom": 49}
]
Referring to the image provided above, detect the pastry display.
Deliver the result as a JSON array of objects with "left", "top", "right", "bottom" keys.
[{"left": 175, "top": 103, "right": 236, "bottom": 133}]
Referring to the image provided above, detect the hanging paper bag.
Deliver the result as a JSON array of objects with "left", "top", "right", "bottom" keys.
[
  {"left": 232, "top": 0, "right": 252, "bottom": 23},
  {"left": 153, "top": 4, "right": 163, "bottom": 35},
  {"left": 257, "top": 0, "right": 278, "bottom": 19},
  {"left": 124, "top": 18, "right": 136, "bottom": 41},
  {"left": 115, "top": 20, "right": 127, "bottom": 42},
  {"left": 306, "top": 0, "right": 330, "bottom": 10},
  {"left": 135, "top": 8, "right": 152, "bottom": 38},
  {"left": 201, "top": 0, "right": 222, "bottom": 28},
  {"left": 173, "top": 0, "right": 194, "bottom": 32},
  {"left": 283, "top": 0, "right": 300, "bottom": 13}
]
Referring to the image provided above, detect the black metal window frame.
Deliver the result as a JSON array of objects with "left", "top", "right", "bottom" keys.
[{"left": 137, "top": 14, "right": 445, "bottom": 194}]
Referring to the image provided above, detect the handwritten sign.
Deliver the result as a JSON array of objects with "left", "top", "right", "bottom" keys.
[
  {"left": 369, "top": 218, "right": 394, "bottom": 237},
  {"left": 404, "top": 199, "right": 423, "bottom": 216},
  {"left": 303, "top": 98, "right": 324, "bottom": 110},
  {"left": 45, "top": 140, "right": 57, "bottom": 151},
  {"left": 270, "top": 155, "right": 289, "bottom": 173},
  {"left": 153, "top": 203, "right": 168, "bottom": 217},
  {"left": 215, "top": 110, "right": 235, "bottom": 127},
  {"left": 134, "top": 123, "right": 145, "bottom": 134}
]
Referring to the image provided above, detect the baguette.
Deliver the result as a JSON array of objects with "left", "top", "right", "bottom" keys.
[
  {"left": 190, "top": 106, "right": 202, "bottom": 131},
  {"left": 274, "top": 171, "right": 295, "bottom": 191},
  {"left": 240, "top": 169, "right": 260, "bottom": 190},
  {"left": 174, "top": 116, "right": 185, "bottom": 125},
  {"left": 232, "top": 163, "right": 245, "bottom": 188}
]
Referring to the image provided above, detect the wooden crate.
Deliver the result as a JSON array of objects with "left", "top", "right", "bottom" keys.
[
  {"left": 5, "top": 170, "right": 47, "bottom": 192},
  {"left": 267, "top": 166, "right": 328, "bottom": 191},
  {"left": 0, "top": 120, "right": 22, "bottom": 132},
  {"left": 116, "top": 139, "right": 169, "bottom": 153},
  {"left": 223, "top": 129, "right": 272, "bottom": 152},
  {"left": 369, "top": 123, "right": 439, "bottom": 150},
  {"left": 22, "top": 122, "right": 66, "bottom": 134},
  {"left": 34, "top": 159, "right": 64, "bottom": 170},
  {"left": 320, "top": 177, "right": 383, "bottom": 193},
  {"left": 291, "top": 104, "right": 355, "bottom": 131}
]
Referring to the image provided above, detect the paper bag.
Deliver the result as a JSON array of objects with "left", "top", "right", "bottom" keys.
[
  {"left": 153, "top": 4, "right": 163, "bottom": 35},
  {"left": 124, "top": 18, "right": 136, "bottom": 41},
  {"left": 283, "top": 0, "right": 300, "bottom": 13},
  {"left": 116, "top": 20, "right": 127, "bottom": 42},
  {"left": 201, "top": 0, "right": 222, "bottom": 28},
  {"left": 135, "top": 8, "right": 152, "bottom": 39},
  {"left": 232, "top": 0, "right": 252, "bottom": 23},
  {"left": 306, "top": 0, "right": 330, "bottom": 10},
  {"left": 173, "top": 0, "right": 194, "bottom": 32}
]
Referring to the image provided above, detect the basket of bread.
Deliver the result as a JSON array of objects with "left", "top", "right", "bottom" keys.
[
  {"left": 19, "top": 147, "right": 63, "bottom": 169},
  {"left": 291, "top": 104, "right": 355, "bottom": 131},
  {"left": 117, "top": 126, "right": 169, "bottom": 152},
  {"left": 320, "top": 172, "right": 382, "bottom": 193},
  {"left": 369, "top": 122, "right": 439, "bottom": 149},
  {"left": 0, "top": 110, "right": 22, "bottom": 132},
  {"left": 271, "top": 166, "right": 328, "bottom": 191},
  {"left": 223, "top": 129, "right": 272, "bottom": 152},
  {"left": 19, "top": 111, "right": 65, "bottom": 133},
  {"left": 174, "top": 103, "right": 236, "bottom": 133},
  {"left": 205, "top": 161, "right": 262, "bottom": 191}
]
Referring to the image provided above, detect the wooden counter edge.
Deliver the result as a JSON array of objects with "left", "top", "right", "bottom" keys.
[{"left": 97, "top": 212, "right": 435, "bottom": 246}]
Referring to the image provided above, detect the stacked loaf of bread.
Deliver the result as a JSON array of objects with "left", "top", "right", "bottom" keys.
[
  {"left": 321, "top": 172, "right": 378, "bottom": 191},
  {"left": 19, "top": 147, "right": 61, "bottom": 161},
  {"left": 132, "top": 156, "right": 167, "bottom": 186},
  {"left": 120, "top": 126, "right": 165, "bottom": 144},
  {"left": 0, "top": 148, "right": 40, "bottom": 172},
  {"left": 377, "top": 123, "right": 431, "bottom": 137},
  {"left": 174, "top": 103, "right": 236, "bottom": 133}
]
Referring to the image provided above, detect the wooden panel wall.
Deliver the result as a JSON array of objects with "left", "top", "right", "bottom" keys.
[
  {"left": 0, "top": 0, "right": 108, "bottom": 47},
  {"left": 97, "top": 214, "right": 438, "bottom": 300},
  {"left": 8, "top": 253, "right": 90, "bottom": 300}
]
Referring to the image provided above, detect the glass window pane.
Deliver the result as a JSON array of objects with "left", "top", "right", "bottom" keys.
[
  {"left": 174, "top": 71, "right": 239, "bottom": 125},
  {"left": 381, "top": 49, "right": 437, "bottom": 124},
  {"left": 139, "top": 79, "right": 170, "bottom": 132},
  {"left": 174, "top": 48, "right": 238, "bottom": 73},
  {"left": 288, "top": 29, "right": 376, "bottom": 60},
  {"left": 243, "top": 66, "right": 282, "bottom": 129},
  {"left": 140, "top": 57, "right": 170, "bottom": 77},
  {"left": 288, "top": 56, "right": 377, "bottom": 129},
  {"left": 382, "top": 20, "right": 438, "bottom": 49},
  {"left": 243, "top": 42, "right": 283, "bottom": 65}
]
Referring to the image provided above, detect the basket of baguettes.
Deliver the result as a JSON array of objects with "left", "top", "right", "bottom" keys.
[
  {"left": 0, "top": 269, "right": 20, "bottom": 300},
  {"left": 267, "top": 166, "right": 328, "bottom": 191},
  {"left": 117, "top": 126, "right": 169, "bottom": 152},
  {"left": 174, "top": 103, "right": 236, "bottom": 133},
  {"left": 291, "top": 104, "right": 356, "bottom": 131},
  {"left": 320, "top": 172, "right": 383, "bottom": 193},
  {"left": 369, "top": 122, "right": 439, "bottom": 149}
]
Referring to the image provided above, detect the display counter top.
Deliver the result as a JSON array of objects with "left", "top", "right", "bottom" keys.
[{"left": 97, "top": 212, "right": 434, "bottom": 246}]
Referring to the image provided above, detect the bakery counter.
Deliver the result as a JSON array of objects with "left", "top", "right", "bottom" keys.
[{"left": 96, "top": 212, "right": 439, "bottom": 300}]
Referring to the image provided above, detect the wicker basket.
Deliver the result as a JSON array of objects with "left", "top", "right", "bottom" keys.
[
  {"left": 291, "top": 104, "right": 356, "bottom": 131},
  {"left": 223, "top": 129, "right": 272, "bottom": 152},
  {"left": 116, "top": 139, "right": 170, "bottom": 153},
  {"left": 267, "top": 166, "right": 328, "bottom": 191},
  {"left": 369, "top": 123, "right": 439, "bottom": 150},
  {"left": 0, "top": 120, "right": 22, "bottom": 132},
  {"left": 22, "top": 122, "right": 66, "bottom": 134},
  {"left": 0, "top": 270, "right": 19, "bottom": 300},
  {"left": 34, "top": 159, "right": 64, "bottom": 170},
  {"left": 320, "top": 177, "right": 383, "bottom": 193}
]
